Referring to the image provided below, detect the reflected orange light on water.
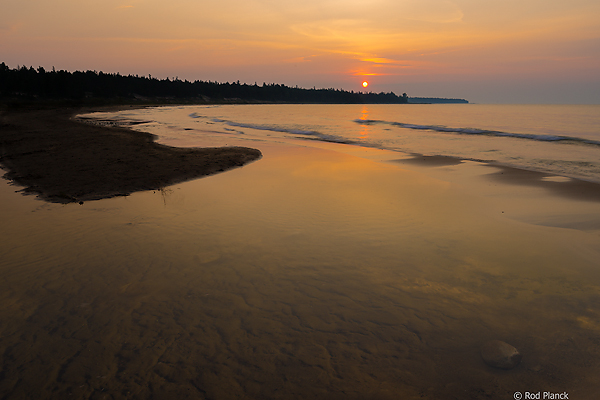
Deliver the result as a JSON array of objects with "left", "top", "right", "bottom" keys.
[{"left": 358, "top": 106, "right": 371, "bottom": 140}]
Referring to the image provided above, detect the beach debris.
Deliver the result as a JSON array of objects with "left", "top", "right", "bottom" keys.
[{"left": 481, "top": 340, "right": 522, "bottom": 369}]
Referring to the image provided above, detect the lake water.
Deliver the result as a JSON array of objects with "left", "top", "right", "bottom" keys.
[
  {"left": 1, "top": 104, "right": 600, "bottom": 399},
  {"left": 88, "top": 104, "right": 600, "bottom": 182}
]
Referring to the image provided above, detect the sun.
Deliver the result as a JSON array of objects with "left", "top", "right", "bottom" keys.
[{"left": 362, "top": 81, "right": 369, "bottom": 88}]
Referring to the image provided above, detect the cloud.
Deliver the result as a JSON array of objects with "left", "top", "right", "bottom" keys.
[
  {"left": 360, "top": 57, "right": 406, "bottom": 65},
  {"left": 282, "top": 55, "right": 317, "bottom": 63},
  {"left": 3, "top": 0, "right": 598, "bottom": 103}
]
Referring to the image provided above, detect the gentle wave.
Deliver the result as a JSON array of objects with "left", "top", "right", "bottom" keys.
[
  {"left": 189, "top": 113, "right": 351, "bottom": 143},
  {"left": 354, "top": 119, "right": 600, "bottom": 147},
  {"left": 92, "top": 105, "right": 600, "bottom": 183},
  {"left": 221, "top": 120, "right": 352, "bottom": 143}
]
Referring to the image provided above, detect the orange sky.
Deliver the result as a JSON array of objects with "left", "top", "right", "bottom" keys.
[{"left": 1, "top": 0, "right": 599, "bottom": 103}]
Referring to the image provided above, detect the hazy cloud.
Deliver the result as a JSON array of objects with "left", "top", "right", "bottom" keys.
[{"left": 2, "top": 0, "right": 599, "bottom": 102}]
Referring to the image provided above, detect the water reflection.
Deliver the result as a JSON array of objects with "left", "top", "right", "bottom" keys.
[
  {"left": 357, "top": 105, "right": 372, "bottom": 140},
  {"left": 1, "top": 144, "right": 600, "bottom": 399}
]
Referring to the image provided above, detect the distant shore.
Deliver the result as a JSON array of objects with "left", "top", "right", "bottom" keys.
[{"left": 0, "top": 104, "right": 262, "bottom": 203}]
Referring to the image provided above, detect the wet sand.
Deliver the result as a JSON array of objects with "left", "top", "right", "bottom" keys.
[
  {"left": 0, "top": 106, "right": 261, "bottom": 203},
  {"left": 394, "top": 155, "right": 600, "bottom": 203},
  {"left": 1, "top": 110, "right": 600, "bottom": 399}
]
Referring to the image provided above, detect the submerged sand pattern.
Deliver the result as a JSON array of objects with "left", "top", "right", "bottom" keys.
[{"left": 1, "top": 144, "right": 600, "bottom": 399}]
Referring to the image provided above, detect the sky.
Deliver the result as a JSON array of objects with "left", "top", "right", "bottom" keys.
[{"left": 1, "top": 0, "right": 599, "bottom": 103}]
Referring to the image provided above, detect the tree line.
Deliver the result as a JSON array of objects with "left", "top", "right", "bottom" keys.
[
  {"left": 0, "top": 63, "right": 409, "bottom": 104},
  {"left": 408, "top": 97, "right": 468, "bottom": 104}
]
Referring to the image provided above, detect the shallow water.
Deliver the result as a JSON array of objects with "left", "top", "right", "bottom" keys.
[
  {"left": 2, "top": 138, "right": 600, "bottom": 399},
  {"left": 84, "top": 104, "right": 600, "bottom": 182}
]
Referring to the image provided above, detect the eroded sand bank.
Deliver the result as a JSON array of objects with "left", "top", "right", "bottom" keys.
[{"left": 1, "top": 136, "right": 600, "bottom": 399}]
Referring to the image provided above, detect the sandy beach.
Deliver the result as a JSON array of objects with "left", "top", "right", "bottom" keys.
[
  {"left": 1, "top": 105, "right": 600, "bottom": 399},
  {"left": 0, "top": 106, "right": 262, "bottom": 203}
]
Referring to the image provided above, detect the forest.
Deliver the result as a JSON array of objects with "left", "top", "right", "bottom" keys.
[
  {"left": 408, "top": 97, "right": 468, "bottom": 104},
  {"left": 0, "top": 63, "right": 410, "bottom": 104}
]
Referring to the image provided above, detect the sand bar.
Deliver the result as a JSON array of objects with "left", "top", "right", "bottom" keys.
[{"left": 0, "top": 106, "right": 262, "bottom": 203}]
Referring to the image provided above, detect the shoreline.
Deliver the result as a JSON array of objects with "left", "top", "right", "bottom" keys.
[
  {"left": 76, "top": 104, "right": 600, "bottom": 197},
  {"left": 0, "top": 105, "right": 262, "bottom": 203},
  {"left": 394, "top": 154, "right": 600, "bottom": 203},
  {"left": 2, "top": 103, "right": 600, "bottom": 206}
]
